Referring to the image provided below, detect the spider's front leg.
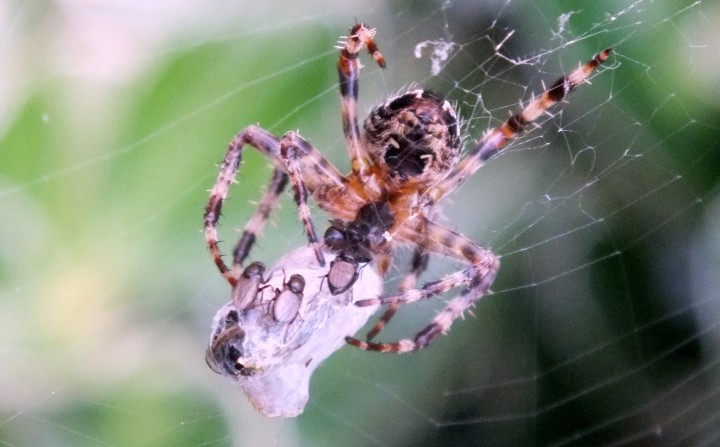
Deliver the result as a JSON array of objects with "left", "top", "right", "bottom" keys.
[
  {"left": 347, "top": 220, "right": 499, "bottom": 353},
  {"left": 232, "top": 167, "right": 288, "bottom": 268},
  {"left": 204, "top": 126, "right": 346, "bottom": 286},
  {"left": 338, "top": 23, "right": 385, "bottom": 180},
  {"left": 278, "top": 132, "right": 331, "bottom": 266}
]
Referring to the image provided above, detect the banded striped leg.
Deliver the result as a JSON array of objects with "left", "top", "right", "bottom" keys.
[
  {"left": 435, "top": 49, "right": 612, "bottom": 198},
  {"left": 337, "top": 23, "right": 385, "bottom": 179},
  {"left": 232, "top": 168, "right": 289, "bottom": 267},
  {"left": 205, "top": 126, "right": 279, "bottom": 286},
  {"left": 205, "top": 126, "right": 345, "bottom": 286},
  {"left": 347, "top": 220, "right": 499, "bottom": 353},
  {"left": 365, "top": 247, "right": 429, "bottom": 341},
  {"left": 279, "top": 132, "right": 328, "bottom": 266}
]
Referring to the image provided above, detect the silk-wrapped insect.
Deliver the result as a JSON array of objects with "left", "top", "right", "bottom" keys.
[{"left": 206, "top": 246, "right": 382, "bottom": 417}]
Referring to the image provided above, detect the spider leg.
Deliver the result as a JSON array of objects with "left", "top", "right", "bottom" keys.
[
  {"left": 435, "top": 49, "right": 612, "bottom": 199},
  {"left": 205, "top": 126, "right": 278, "bottom": 285},
  {"left": 232, "top": 168, "right": 289, "bottom": 267},
  {"left": 338, "top": 23, "right": 385, "bottom": 180},
  {"left": 365, "top": 205, "right": 439, "bottom": 340},
  {"left": 347, "top": 219, "right": 499, "bottom": 353},
  {"left": 279, "top": 132, "right": 331, "bottom": 266},
  {"left": 204, "top": 126, "right": 346, "bottom": 286},
  {"left": 365, "top": 247, "right": 429, "bottom": 341}
]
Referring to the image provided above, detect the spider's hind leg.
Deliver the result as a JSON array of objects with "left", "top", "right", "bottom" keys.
[
  {"left": 348, "top": 220, "right": 499, "bottom": 353},
  {"left": 279, "top": 131, "right": 353, "bottom": 267},
  {"left": 365, "top": 247, "right": 429, "bottom": 341},
  {"left": 435, "top": 49, "right": 612, "bottom": 200}
]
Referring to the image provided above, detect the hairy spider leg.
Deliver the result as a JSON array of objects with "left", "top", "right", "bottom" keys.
[
  {"left": 279, "top": 132, "right": 333, "bottom": 266},
  {"left": 365, "top": 202, "right": 443, "bottom": 341},
  {"left": 338, "top": 23, "right": 386, "bottom": 180},
  {"left": 365, "top": 246, "right": 430, "bottom": 341},
  {"left": 232, "top": 168, "right": 288, "bottom": 267},
  {"left": 348, "top": 219, "right": 499, "bottom": 352},
  {"left": 364, "top": 205, "right": 439, "bottom": 341},
  {"left": 204, "top": 126, "right": 346, "bottom": 286},
  {"left": 435, "top": 49, "right": 612, "bottom": 200},
  {"left": 348, "top": 50, "right": 611, "bottom": 352}
]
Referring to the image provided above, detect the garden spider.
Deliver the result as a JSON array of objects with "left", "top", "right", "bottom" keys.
[{"left": 204, "top": 23, "right": 611, "bottom": 354}]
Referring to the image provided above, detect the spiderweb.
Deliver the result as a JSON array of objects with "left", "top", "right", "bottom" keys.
[{"left": 1, "top": 0, "right": 719, "bottom": 446}]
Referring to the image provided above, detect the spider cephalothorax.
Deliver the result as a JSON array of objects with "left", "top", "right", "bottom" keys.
[
  {"left": 324, "top": 201, "right": 395, "bottom": 294},
  {"left": 204, "top": 22, "right": 611, "bottom": 357}
]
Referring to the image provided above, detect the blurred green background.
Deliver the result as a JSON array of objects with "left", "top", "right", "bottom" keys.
[{"left": 1, "top": 0, "right": 719, "bottom": 446}]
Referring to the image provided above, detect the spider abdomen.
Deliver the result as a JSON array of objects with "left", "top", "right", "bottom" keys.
[{"left": 363, "top": 89, "right": 460, "bottom": 183}]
